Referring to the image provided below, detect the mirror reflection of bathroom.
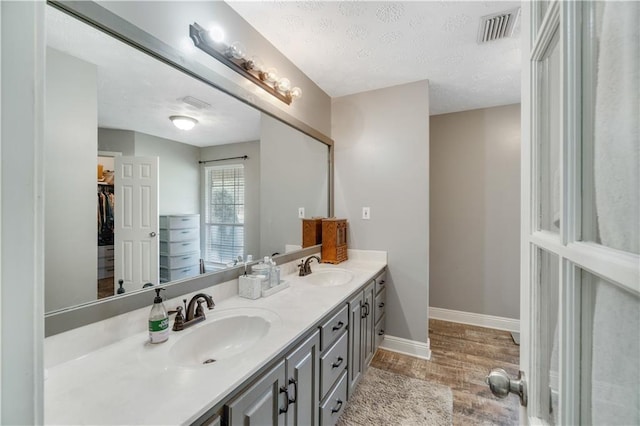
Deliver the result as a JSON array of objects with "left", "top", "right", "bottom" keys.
[
  {"left": 97, "top": 153, "right": 116, "bottom": 299},
  {"left": 44, "top": 5, "right": 329, "bottom": 312}
]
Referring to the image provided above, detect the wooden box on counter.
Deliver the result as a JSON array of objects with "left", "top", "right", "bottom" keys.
[
  {"left": 302, "top": 218, "right": 324, "bottom": 248},
  {"left": 321, "top": 218, "right": 348, "bottom": 264}
]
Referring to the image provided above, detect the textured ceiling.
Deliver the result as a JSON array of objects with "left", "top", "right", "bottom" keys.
[
  {"left": 46, "top": 7, "right": 260, "bottom": 148},
  {"left": 227, "top": 1, "right": 522, "bottom": 115}
]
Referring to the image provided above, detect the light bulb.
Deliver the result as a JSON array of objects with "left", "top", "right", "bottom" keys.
[
  {"left": 263, "top": 67, "right": 278, "bottom": 84},
  {"left": 276, "top": 78, "right": 291, "bottom": 93},
  {"left": 207, "top": 26, "right": 225, "bottom": 44},
  {"left": 227, "top": 41, "right": 246, "bottom": 60},
  {"left": 289, "top": 87, "right": 302, "bottom": 100},
  {"left": 250, "top": 56, "right": 264, "bottom": 72},
  {"left": 170, "top": 115, "right": 198, "bottom": 131}
]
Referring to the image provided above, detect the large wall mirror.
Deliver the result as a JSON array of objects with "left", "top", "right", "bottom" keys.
[{"left": 44, "top": 4, "right": 330, "bottom": 317}]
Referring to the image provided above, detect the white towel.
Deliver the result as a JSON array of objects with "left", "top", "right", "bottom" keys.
[{"left": 592, "top": 2, "right": 640, "bottom": 425}]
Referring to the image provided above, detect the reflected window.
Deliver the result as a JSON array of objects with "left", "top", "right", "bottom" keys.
[{"left": 204, "top": 165, "right": 245, "bottom": 264}]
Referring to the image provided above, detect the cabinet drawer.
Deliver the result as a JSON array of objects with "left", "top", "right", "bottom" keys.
[
  {"left": 160, "top": 240, "right": 200, "bottom": 255},
  {"left": 374, "top": 270, "right": 387, "bottom": 294},
  {"left": 320, "top": 331, "right": 348, "bottom": 398},
  {"left": 160, "top": 227, "right": 199, "bottom": 242},
  {"left": 320, "top": 305, "right": 348, "bottom": 351},
  {"left": 159, "top": 214, "right": 199, "bottom": 230},
  {"left": 160, "top": 264, "right": 200, "bottom": 282},
  {"left": 374, "top": 288, "right": 386, "bottom": 324},
  {"left": 319, "top": 371, "right": 347, "bottom": 426},
  {"left": 160, "top": 252, "right": 200, "bottom": 269},
  {"left": 97, "top": 256, "right": 115, "bottom": 269},
  {"left": 375, "top": 314, "right": 386, "bottom": 350},
  {"left": 97, "top": 266, "right": 114, "bottom": 279},
  {"left": 98, "top": 245, "right": 114, "bottom": 259}
]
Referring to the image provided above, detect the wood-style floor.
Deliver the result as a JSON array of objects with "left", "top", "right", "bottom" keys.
[{"left": 371, "top": 319, "right": 520, "bottom": 425}]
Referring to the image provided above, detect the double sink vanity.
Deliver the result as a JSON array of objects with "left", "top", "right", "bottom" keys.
[{"left": 45, "top": 250, "right": 387, "bottom": 425}]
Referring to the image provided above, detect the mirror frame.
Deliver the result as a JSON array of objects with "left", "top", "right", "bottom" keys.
[{"left": 45, "top": 0, "right": 334, "bottom": 336}]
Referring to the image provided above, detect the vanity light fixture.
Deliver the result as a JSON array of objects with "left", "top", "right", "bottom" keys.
[
  {"left": 189, "top": 22, "right": 302, "bottom": 105},
  {"left": 170, "top": 115, "right": 198, "bottom": 131}
]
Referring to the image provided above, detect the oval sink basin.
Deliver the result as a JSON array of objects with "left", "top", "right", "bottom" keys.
[
  {"left": 169, "top": 309, "right": 279, "bottom": 367},
  {"left": 303, "top": 269, "right": 354, "bottom": 287}
]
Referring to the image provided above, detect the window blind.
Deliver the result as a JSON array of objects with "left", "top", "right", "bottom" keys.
[{"left": 204, "top": 164, "right": 245, "bottom": 264}]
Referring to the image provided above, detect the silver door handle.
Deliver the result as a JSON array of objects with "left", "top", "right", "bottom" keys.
[
  {"left": 486, "top": 368, "right": 527, "bottom": 407},
  {"left": 149, "top": 232, "right": 157, "bottom": 237}
]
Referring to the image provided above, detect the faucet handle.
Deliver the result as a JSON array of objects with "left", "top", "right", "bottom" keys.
[
  {"left": 172, "top": 306, "right": 184, "bottom": 331},
  {"left": 195, "top": 299, "right": 206, "bottom": 318}
]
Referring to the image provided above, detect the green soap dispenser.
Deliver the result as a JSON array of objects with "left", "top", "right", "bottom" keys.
[{"left": 149, "top": 288, "right": 169, "bottom": 344}]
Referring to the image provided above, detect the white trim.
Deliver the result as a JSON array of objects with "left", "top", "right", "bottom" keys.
[
  {"left": 378, "top": 335, "right": 431, "bottom": 360},
  {"left": 429, "top": 307, "right": 520, "bottom": 333}
]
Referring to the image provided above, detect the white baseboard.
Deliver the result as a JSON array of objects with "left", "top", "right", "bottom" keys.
[
  {"left": 379, "top": 335, "right": 431, "bottom": 360},
  {"left": 429, "top": 307, "right": 520, "bottom": 333}
]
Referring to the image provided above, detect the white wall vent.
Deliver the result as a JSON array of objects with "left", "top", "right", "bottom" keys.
[
  {"left": 180, "top": 95, "right": 211, "bottom": 110},
  {"left": 477, "top": 7, "right": 521, "bottom": 43}
]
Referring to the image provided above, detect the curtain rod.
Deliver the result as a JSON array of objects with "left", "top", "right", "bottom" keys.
[{"left": 198, "top": 155, "right": 248, "bottom": 164}]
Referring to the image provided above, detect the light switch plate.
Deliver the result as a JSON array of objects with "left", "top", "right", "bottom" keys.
[
  {"left": 298, "top": 207, "right": 305, "bottom": 218},
  {"left": 362, "top": 207, "right": 370, "bottom": 220}
]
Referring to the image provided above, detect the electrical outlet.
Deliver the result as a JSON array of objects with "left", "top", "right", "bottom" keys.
[
  {"left": 362, "top": 207, "right": 371, "bottom": 220},
  {"left": 298, "top": 207, "right": 305, "bottom": 219}
]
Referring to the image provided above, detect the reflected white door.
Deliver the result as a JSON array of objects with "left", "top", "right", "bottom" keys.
[
  {"left": 115, "top": 156, "right": 159, "bottom": 293},
  {"left": 504, "top": 2, "right": 640, "bottom": 425}
]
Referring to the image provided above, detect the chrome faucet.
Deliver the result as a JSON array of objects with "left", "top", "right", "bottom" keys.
[
  {"left": 171, "top": 293, "right": 215, "bottom": 331},
  {"left": 299, "top": 255, "right": 321, "bottom": 276}
]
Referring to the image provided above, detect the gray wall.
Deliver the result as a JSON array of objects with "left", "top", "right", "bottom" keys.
[
  {"left": 1, "top": 3, "right": 46, "bottom": 422},
  {"left": 200, "top": 140, "right": 261, "bottom": 260},
  {"left": 134, "top": 131, "right": 200, "bottom": 215},
  {"left": 45, "top": 48, "right": 97, "bottom": 312},
  {"left": 97, "top": 128, "right": 134, "bottom": 155},
  {"left": 332, "top": 81, "right": 430, "bottom": 345},
  {"left": 99, "top": 1, "right": 332, "bottom": 135},
  {"left": 429, "top": 104, "right": 521, "bottom": 319},
  {"left": 260, "top": 115, "right": 329, "bottom": 257}
]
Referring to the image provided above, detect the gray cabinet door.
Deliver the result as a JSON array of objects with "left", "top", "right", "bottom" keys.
[
  {"left": 347, "top": 292, "right": 363, "bottom": 398},
  {"left": 226, "top": 360, "right": 287, "bottom": 426},
  {"left": 362, "top": 281, "right": 375, "bottom": 366},
  {"left": 286, "top": 331, "right": 320, "bottom": 426}
]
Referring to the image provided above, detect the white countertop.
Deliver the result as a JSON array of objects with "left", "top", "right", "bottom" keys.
[{"left": 45, "top": 251, "right": 386, "bottom": 425}]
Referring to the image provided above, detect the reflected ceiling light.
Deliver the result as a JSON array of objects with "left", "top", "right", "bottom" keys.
[
  {"left": 189, "top": 22, "right": 302, "bottom": 105},
  {"left": 170, "top": 115, "right": 198, "bottom": 131}
]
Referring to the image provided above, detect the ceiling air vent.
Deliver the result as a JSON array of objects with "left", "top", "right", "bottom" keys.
[
  {"left": 477, "top": 7, "right": 520, "bottom": 43},
  {"left": 180, "top": 95, "right": 211, "bottom": 110}
]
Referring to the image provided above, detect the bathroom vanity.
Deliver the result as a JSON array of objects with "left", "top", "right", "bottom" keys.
[{"left": 44, "top": 250, "right": 387, "bottom": 425}]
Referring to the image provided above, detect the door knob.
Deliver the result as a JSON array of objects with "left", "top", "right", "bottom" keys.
[
  {"left": 149, "top": 231, "right": 157, "bottom": 237},
  {"left": 486, "top": 368, "right": 527, "bottom": 407}
]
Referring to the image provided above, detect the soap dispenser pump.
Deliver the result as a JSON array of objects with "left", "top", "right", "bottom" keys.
[{"left": 149, "top": 288, "right": 169, "bottom": 344}]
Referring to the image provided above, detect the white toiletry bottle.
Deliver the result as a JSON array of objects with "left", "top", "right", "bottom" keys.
[
  {"left": 270, "top": 259, "right": 280, "bottom": 288},
  {"left": 148, "top": 288, "right": 169, "bottom": 344}
]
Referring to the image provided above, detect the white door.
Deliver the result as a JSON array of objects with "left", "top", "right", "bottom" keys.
[
  {"left": 488, "top": 2, "right": 639, "bottom": 424},
  {"left": 115, "top": 156, "right": 159, "bottom": 293}
]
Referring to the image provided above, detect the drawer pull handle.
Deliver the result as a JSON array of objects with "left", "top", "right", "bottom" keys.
[
  {"left": 181, "top": 230, "right": 190, "bottom": 234},
  {"left": 279, "top": 386, "right": 290, "bottom": 414},
  {"left": 288, "top": 378, "right": 297, "bottom": 404},
  {"left": 332, "top": 321, "right": 344, "bottom": 331},
  {"left": 182, "top": 256, "right": 191, "bottom": 260},
  {"left": 379, "top": 280, "right": 385, "bottom": 286},
  {"left": 378, "top": 329, "right": 385, "bottom": 336},
  {"left": 332, "top": 357, "right": 344, "bottom": 369},
  {"left": 378, "top": 302, "right": 385, "bottom": 308},
  {"left": 182, "top": 243, "right": 190, "bottom": 246},
  {"left": 181, "top": 218, "right": 189, "bottom": 221},
  {"left": 331, "top": 400, "right": 343, "bottom": 414}
]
